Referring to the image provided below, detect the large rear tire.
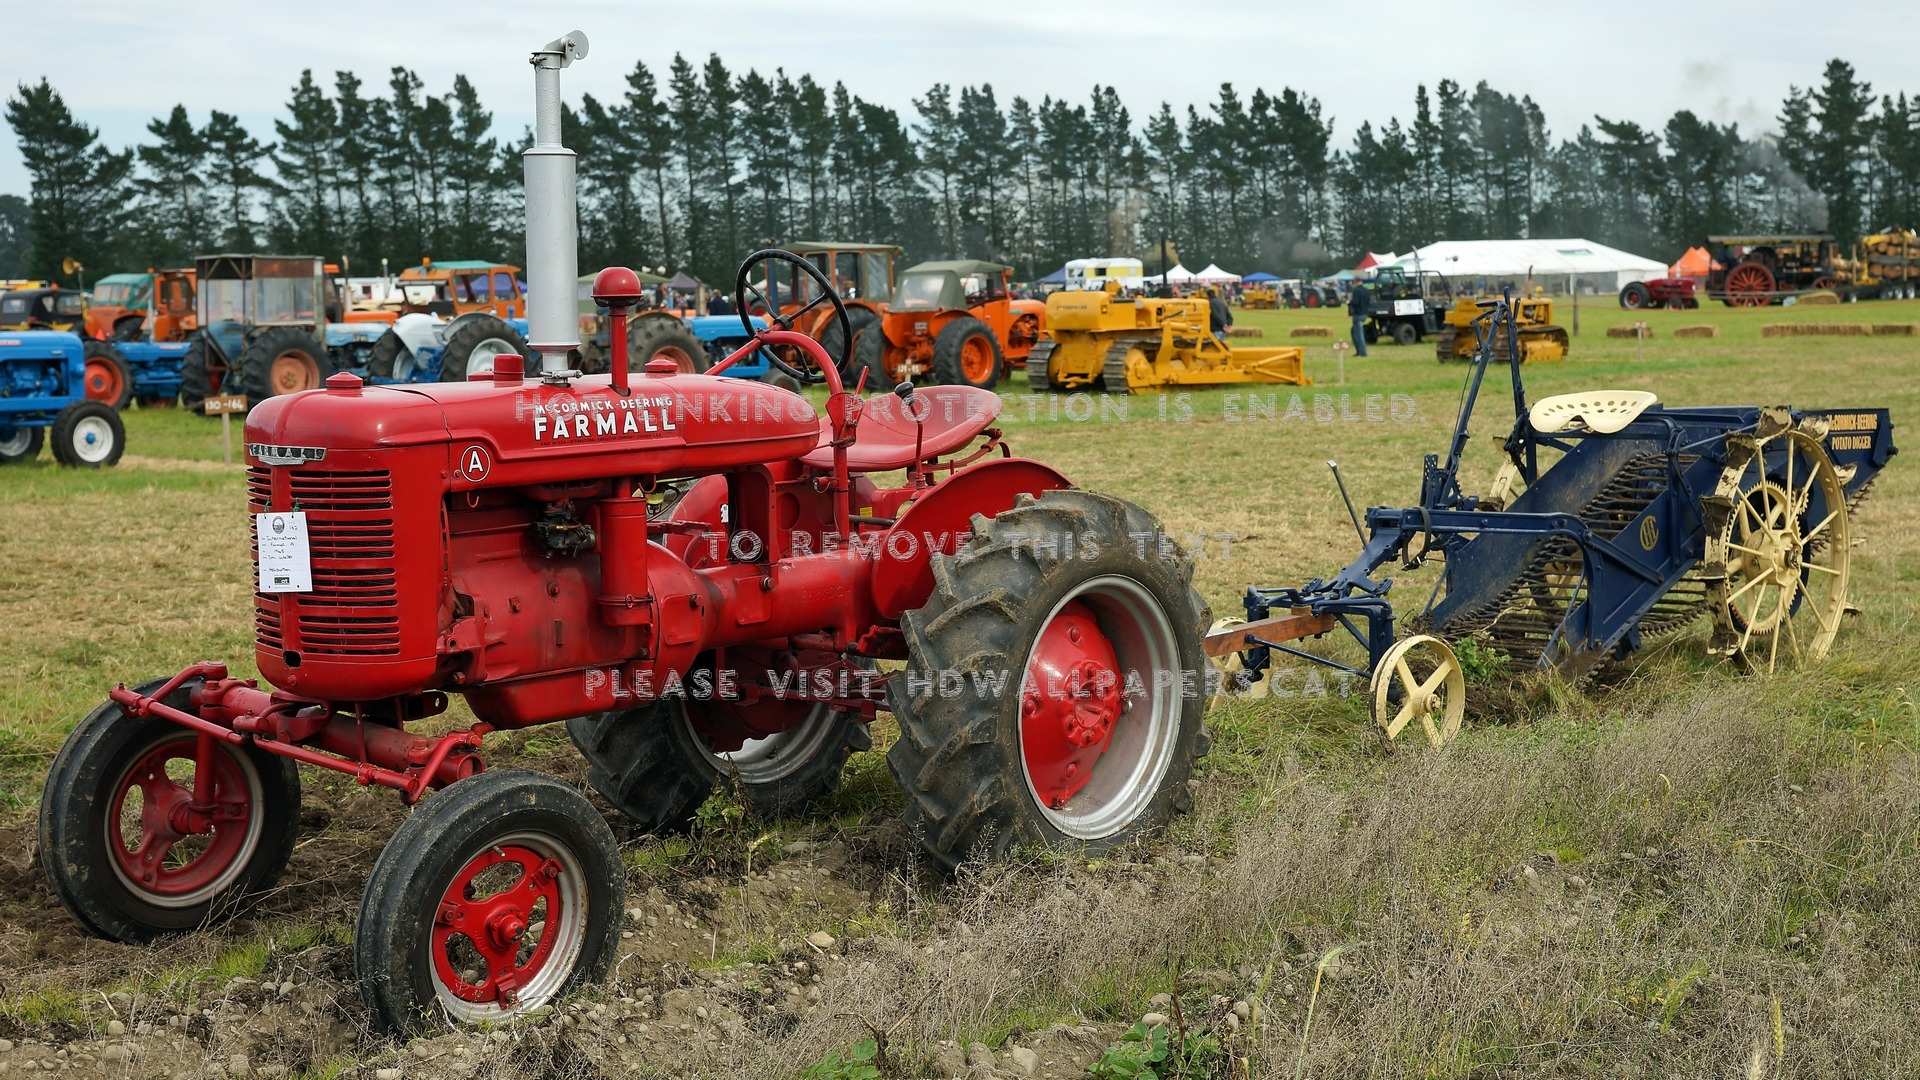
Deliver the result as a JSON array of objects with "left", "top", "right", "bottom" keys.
[
  {"left": 855, "top": 321, "right": 893, "bottom": 389},
  {"left": 355, "top": 770, "right": 621, "bottom": 1035},
  {"left": 626, "top": 315, "right": 709, "bottom": 374},
  {"left": 932, "top": 316, "right": 1003, "bottom": 390},
  {"left": 568, "top": 692, "right": 871, "bottom": 833},
  {"left": 819, "top": 306, "right": 878, "bottom": 385},
  {"left": 239, "top": 327, "right": 329, "bottom": 406},
  {"left": 178, "top": 336, "right": 221, "bottom": 413},
  {"left": 440, "top": 315, "right": 531, "bottom": 382},
  {"left": 39, "top": 677, "right": 301, "bottom": 943},
  {"left": 886, "top": 489, "right": 1211, "bottom": 869},
  {"left": 83, "top": 341, "right": 134, "bottom": 409},
  {"left": 1619, "top": 282, "right": 1651, "bottom": 309},
  {"left": 366, "top": 329, "right": 407, "bottom": 379}
]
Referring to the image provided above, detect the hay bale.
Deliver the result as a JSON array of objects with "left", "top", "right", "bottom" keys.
[
  {"left": 1288, "top": 326, "right": 1330, "bottom": 338},
  {"left": 1761, "top": 323, "right": 1870, "bottom": 337},
  {"left": 1871, "top": 323, "right": 1919, "bottom": 336},
  {"left": 1798, "top": 290, "right": 1842, "bottom": 306},
  {"left": 1606, "top": 325, "right": 1655, "bottom": 339},
  {"left": 1228, "top": 326, "right": 1263, "bottom": 338},
  {"left": 1673, "top": 325, "right": 1720, "bottom": 339}
]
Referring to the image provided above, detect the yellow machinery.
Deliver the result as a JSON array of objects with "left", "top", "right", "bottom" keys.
[
  {"left": 1433, "top": 295, "right": 1568, "bottom": 363},
  {"left": 1030, "top": 289, "right": 1309, "bottom": 393},
  {"left": 1240, "top": 285, "right": 1278, "bottom": 309}
]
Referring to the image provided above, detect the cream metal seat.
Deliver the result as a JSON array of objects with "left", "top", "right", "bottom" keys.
[{"left": 1528, "top": 390, "right": 1659, "bottom": 434}]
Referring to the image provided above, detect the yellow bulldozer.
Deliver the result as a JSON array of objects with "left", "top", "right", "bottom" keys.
[
  {"left": 1030, "top": 289, "right": 1309, "bottom": 393},
  {"left": 1239, "top": 284, "right": 1279, "bottom": 309},
  {"left": 1432, "top": 295, "right": 1568, "bottom": 363}
]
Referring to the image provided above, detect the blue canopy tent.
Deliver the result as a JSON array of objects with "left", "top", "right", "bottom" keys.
[
  {"left": 1242, "top": 271, "right": 1281, "bottom": 283},
  {"left": 1037, "top": 266, "right": 1067, "bottom": 286}
]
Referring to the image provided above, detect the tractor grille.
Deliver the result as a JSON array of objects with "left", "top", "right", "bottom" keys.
[{"left": 250, "top": 466, "right": 402, "bottom": 656}]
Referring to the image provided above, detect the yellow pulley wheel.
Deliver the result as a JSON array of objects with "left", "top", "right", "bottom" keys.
[{"left": 1370, "top": 634, "right": 1465, "bottom": 747}]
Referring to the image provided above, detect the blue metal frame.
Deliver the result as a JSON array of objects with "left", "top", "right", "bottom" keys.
[
  {"left": 0, "top": 331, "right": 87, "bottom": 434},
  {"left": 1232, "top": 292, "right": 1898, "bottom": 681}
]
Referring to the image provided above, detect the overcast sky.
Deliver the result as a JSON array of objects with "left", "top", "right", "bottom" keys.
[{"left": 4, "top": 1, "right": 1917, "bottom": 199}]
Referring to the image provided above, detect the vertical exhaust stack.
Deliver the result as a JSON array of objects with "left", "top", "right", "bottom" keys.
[{"left": 524, "top": 31, "right": 589, "bottom": 378}]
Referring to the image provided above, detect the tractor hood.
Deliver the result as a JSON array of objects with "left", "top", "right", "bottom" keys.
[{"left": 244, "top": 370, "right": 820, "bottom": 490}]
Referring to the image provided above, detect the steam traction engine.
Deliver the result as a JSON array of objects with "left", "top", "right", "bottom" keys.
[{"left": 37, "top": 32, "right": 1210, "bottom": 1034}]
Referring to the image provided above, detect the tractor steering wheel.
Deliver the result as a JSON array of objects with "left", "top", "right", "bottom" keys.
[{"left": 735, "top": 249, "right": 852, "bottom": 385}]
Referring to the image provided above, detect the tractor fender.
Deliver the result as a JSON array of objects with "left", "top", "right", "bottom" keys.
[
  {"left": 391, "top": 312, "right": 447, "bottom": 357},
  {"left": 869, "top": 457, "right": 1073, "bottom": 619}
]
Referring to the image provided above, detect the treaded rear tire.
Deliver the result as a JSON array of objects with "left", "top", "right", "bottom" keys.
[
  {"left": 179, "top": 336, "right": 218, "bottom": 413},
  {"left": 820, "top": 306, "right": 877, "bottom": 385},
  {"left": 238, "top": 327, "right": 329, "bottom": 406},
  {"left": 567, "top": 696, "right": 872, "bottom": 832},
  {"left": 932, "top": 316, "right": 1002, "bottom": 389},
  {"left": 885, "top": 488, "right": 1211, "bottom": 870},
  {"left": 626, "top": 315, "right": 709, "bottom": 374},
  {"left": 440, "top": 315, "right": 531, "bottom": 382},
  {"left": 83, "top": 341, "right": 134, "bottom": 409},
  {"left": 855, "top": 322, "right": 891, "bottom": 389},
  {"left": 367, "top": 330, "right": 406, "bottom": 379},
  {"left": 355, "top": 769, "right": 622, "bottom": 1035}
]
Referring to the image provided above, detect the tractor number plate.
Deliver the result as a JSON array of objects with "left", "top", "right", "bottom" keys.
[
  {"left": 256, "top": 512, "right": 313, "bottom": 593},
  {"left": 1392, "top": 300, "right": 1425, "bottom": 317}
]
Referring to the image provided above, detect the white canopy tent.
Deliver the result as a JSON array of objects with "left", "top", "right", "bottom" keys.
[
  {"left": 1192, "top": 263, "right": 1241, "bottom": 283},
  {"left": 1159, "top": 263, "right": 1196, "bottom": 283},
  {"left": 1385, "top": 239, "right": 1667, "bottom": 290}
]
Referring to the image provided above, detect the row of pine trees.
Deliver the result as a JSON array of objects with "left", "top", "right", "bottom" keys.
[{"left": 4, "top": 55, "right": 1917, "bottom": 286}]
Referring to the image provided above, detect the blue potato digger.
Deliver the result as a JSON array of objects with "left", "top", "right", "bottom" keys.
[{"left": 1206, "top": 294, "right": 1896, "bottom": 744}]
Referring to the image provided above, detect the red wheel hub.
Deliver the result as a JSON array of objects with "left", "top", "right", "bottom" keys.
[
  {"left": 84, "top": 359, "right": 125, "bottom": 404},
  {"left": 433, "top": 846, "right": 566, "bottom": 1007},
  {"left": 108, "top": 737, "right": 253, "bottom": 898},
  {"left": 1020, "top": 601, "right": 1123, "bottom": 809}
]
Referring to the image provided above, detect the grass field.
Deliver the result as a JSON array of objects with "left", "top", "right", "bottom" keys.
[{"left": 0, "top": 296, "right": 1915, "bottom": 1077}]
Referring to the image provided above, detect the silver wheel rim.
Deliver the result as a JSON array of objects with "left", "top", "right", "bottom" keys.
[
  {"left": 71, "top": 416, "right": 114, "bottom": 463},
  {"left": 681, "top": 700, "right": 844, "bottom": 785},
  {"left": 0, "top": 428, "right": 31, "bottom": 457},
  {"left": 392, "top": 345, "right": 418, "bottom": 381},
  {"left": 105, "top": 733, "right": 266, "bottom": 909},
  {"left": 468, "top": 337, "right": 519, "bottom": 369},
  {"left": 430, "top": 830, "right": 590, "bottom": 1024},
  {"left": 1018, "top": 574, "right": 1182, "bottom": 840}
]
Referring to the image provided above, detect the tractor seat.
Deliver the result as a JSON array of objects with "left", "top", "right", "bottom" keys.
[
  {"left": 801, "top": 385, "right": 1002, "bottom": 472},
  {"left": 1529, "top": 390, "right": 1659, "bottom": 434}
]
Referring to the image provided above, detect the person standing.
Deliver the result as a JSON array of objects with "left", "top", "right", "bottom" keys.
[
  {"left": 1207, "top": 287, "right": 1233, "bottom": 337},
  {"left": 1347, "top": 276, "right": 1372, "bottom": 357}
]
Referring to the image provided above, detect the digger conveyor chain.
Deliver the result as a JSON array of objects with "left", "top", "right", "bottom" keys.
[
  {"left": 1101, "top": 337, "right": 1159, "bottom": 395},
  {"left": 1423, "top": 453, "right": 1708, "bottom": 670}
]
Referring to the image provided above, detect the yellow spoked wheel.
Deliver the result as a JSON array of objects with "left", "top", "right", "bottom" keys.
[
  {"left": 1704, "top": 424, "right": 1850, "bottom": 673},
  {"left": 1370, "top": 635, "right": 1465, "bottom": 747},
  {"left": 1204, "top": 618, "right": 1269, "bottom": 711}
]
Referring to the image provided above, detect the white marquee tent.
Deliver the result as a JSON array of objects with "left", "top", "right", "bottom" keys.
[
  {"left": 1385, "top": 239, "right": 1667, "bottom": 288},
  {"left": 1160, "top": 263, "right": 1195, "bottom": 283},
  {"left": 1192, "top": 263, "right": 1241, "bottom": 283}
]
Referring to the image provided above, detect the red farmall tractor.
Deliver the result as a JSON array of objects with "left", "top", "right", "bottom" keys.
[{"left": 38, "top": 32, "right": 1210, "bottom": 1035}]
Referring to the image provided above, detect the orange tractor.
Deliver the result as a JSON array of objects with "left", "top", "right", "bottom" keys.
[{"left": 851, "top": 259, "right": 1043, "bottom": 390}]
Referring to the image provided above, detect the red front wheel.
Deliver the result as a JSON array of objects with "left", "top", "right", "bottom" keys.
[
  {"left": 355, "top": 770, "right": 622, "bottom": 1034},
  {"left": 39, "top": 677, "right": 301, "bottom": 943}
]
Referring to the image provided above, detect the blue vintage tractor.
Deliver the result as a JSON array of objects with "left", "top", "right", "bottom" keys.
[
  {"left": 1206, "top": 293, "right": 1896, "bottom": 746},
  {"left": 0, "top": 331, "right": 127, "bottom": 467}
]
